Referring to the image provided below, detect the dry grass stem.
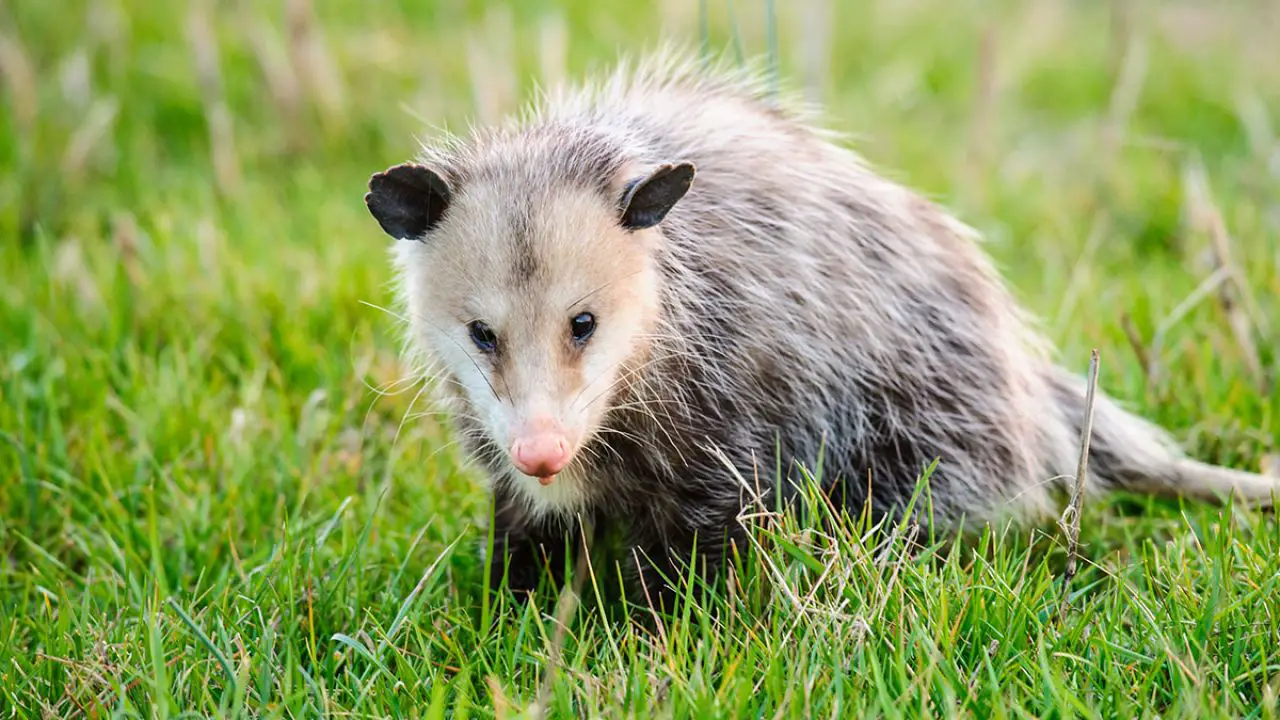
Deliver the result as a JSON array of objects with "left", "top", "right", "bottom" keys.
[
  {"left": 287, "top": 0, "right": 345, "bottom": 119},
  {"left": 1144, "top": 259, "right": 1230, "bottom": 392},
  {"left": 1107, "top": 0, "right": 1133, "bottom": 79},
  {"left": 242, "top": 8, "right": 304, "bottom": 152},
  {"left": 112, "top": 212, "right": 144, "bottom": 289},
  {"left": 60, "top": 97, "right": 119, "bottom": 177},
  {"left": 1261, "top": 454, "right": 1279, "bottom": 479},
  {"left": 466, "top": 6, "right": 517, "bottom": 126},
  {"left": 1054, "top": 213, "right": 1111, "bottom": 334},
  {"left": 1182, "top": 160, "right": 1270, "bottom": 394},
  {"left": 796, "top": 0, "right": 833, "bottom": 104},
  {"left": 0, "top": 27, "right": 36, "bottom": 129},
  {"left": 1118, "top": 312, "right": 1153, "bottom": 391},
  {"left": 1102, "top": 16, "right": 1147, "bottom": 155},
  {"left": 1058, "top": 349, "right": 1100, "bottom": 622},
  {"left": 186, "top": 0, "right": 241, "bottom": 196},
  {"left": 537, "top": 13, "right": 568, "bottom": 89},
  {"left": 487, "top": 675, "right": 511, "bottom": 720},
  {"left": 964, "top": 23, "right": 999, "bottom": 197}
]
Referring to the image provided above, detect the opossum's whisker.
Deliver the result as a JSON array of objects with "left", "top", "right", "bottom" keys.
[
  {"left": 368, "top": 365, "right": 445, "bottom": 399},
  {"left": 564, "top": 269, "right": 647, "bottom": 312},
  {"left": 578, "top": 441, "right": 618, "bottom": 469},
  {"left": 358, "top": 299, "right": 410, "bottom": 324},
  {"left": 635, "top": 329, "right": 730, "bottom": 350},
  {"left": 591, "top": 440, "right": 627, "bottom": 467},
  {"left": 361, "top": 372, "right": 417, "bottom": 397},
  {"left": 634, "top": 330, "right": 735, "bottom": 361},
  {"left": 362, "top": 371, "right": 426, "bottom": 407},
  {"left": 591, "top": 407, "right": 686, "bottom": 468},
  {"left": 569, "top": 354, "right": 663, "bottom": 410},
  {"left": 606, "top": 402, "right": 676, "bottom": 434},
  {"left": 392, "top": 380, "right": 433, "bottom": 453},
  {"left": 403, "top": 409, "right": 485, "bottom": 426},
  {"left": 572, "top": 358, "right": 678, "bottom": 421},
  {"left": 361, "top": 351, "right": 441, "bottom": 393},
  {"left": 591, "top": 426, "right": 666, "bottom": 458},
  {"left": 360, "top": 375, "right": 421, "bottom": 445},
  {"left": 424, "top": 437, "right": 468, "bottom": 465},
  {"left": 1004, "top": 474, "right": 1073, "bottom": 505},
  {"left": 420, "top": 316, "right": 506, "bottom": 401},
  {"left": 365, "top": 368, "right": 449, "bottom": 436},
  {"left": 592, "top": 369, "right": 690, "bottom": 466},
  {"left": 607, "top": 398, "right": 687, "bottom": 412},
  {"left": 582, "top": 352, "right": 685, "bottom": 402}
]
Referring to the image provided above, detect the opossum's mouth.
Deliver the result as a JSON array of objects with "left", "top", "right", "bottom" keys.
[
  {"left": 519, "top": 463, "right": 570, "bottom": 486},
  {"left": 508, "top": 465, "right": 562, "bottom": 487},
  {"left": 508, "top": 418, "right": 578, "bottom": 485}
]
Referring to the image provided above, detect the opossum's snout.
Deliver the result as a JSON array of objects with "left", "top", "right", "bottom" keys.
[{"left": 508, "top": 416, "right": 574, "bottom": 484}]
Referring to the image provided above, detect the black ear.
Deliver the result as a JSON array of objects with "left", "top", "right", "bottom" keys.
[
  {"left": 364, "top": 163, "right": 452, "bottom": 241},
  {"left": 619, "top": 162, "right": 696, "bottom": 230}
]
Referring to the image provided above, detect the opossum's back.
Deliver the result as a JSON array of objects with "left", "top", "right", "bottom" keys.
[
  {"left": 570, "top": 55, "right": 1057, "bottom": 517},
  {"left": 541, "top": 52, "right": 845, "bottom": 178},
  {"left": 533, "top": 51, "right": 1044, "bottom": 397}
]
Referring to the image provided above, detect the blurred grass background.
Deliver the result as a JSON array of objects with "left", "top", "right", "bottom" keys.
[{"left": 2, "top": 0, "right": 1279, "bottom": 717}]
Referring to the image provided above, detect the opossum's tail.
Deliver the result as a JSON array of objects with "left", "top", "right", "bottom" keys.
[{"left": 1047, "top": 368, "right": 1279, "bottom": 508}]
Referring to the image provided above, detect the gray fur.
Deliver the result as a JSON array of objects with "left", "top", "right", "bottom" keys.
[{"left": 368, "top": 48, "right": 1278, "bottom": 611}]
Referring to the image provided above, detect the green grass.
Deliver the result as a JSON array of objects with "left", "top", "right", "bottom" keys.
[{"left": 3, "top": 0, "right": 1280, "bottom": 717}]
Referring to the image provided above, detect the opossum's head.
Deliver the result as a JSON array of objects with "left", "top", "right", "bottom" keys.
[{"left": 365, "top": 155, "right": 694, "bottom": 507}]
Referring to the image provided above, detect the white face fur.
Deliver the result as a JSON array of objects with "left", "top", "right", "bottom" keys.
[{"left": 367, "top": 160, "right": 694, "bottom": 516}]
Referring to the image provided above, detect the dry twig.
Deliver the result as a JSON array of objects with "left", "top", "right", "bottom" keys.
[
  {"left": 1183, "top": 159, "right": 1270, "bottom": 394},
  {"left": 1058, "top": 349, "right": 1100, "bottom": 622},
  {"left": 1118, "top": 313, "right": 1152, "bottom": 391}
]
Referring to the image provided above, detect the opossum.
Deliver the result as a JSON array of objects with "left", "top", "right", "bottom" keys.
[{"left": 363, "top": 49, "right": 1278, "bottom": 610}]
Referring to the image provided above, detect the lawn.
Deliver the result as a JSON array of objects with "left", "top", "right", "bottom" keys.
[{"left": 3, "top": 0, "right": 1280, "bottom": 717}]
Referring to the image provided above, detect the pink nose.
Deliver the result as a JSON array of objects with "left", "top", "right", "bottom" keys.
[{"left": 510, "top": 428, "right": 571, "bottom": 481}]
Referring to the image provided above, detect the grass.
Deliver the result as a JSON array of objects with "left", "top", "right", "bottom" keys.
[{"left": 3, "top": 0, "right": 1280, "bottom": 717}]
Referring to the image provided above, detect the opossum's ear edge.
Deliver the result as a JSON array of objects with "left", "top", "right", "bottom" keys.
[
  {"left": 365, "top": 163, "right": 452, "bottom": 241},
  {"left": 619, "top": 161, "right": 696, "bottom": 230}
]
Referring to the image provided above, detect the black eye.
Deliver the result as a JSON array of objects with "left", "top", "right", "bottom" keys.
[
  {"left": 570, "top": 312, "right": 596, "bottom": 345},
  {"left": 468, "top": 320, "right": 498, "bottom": 353}
]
